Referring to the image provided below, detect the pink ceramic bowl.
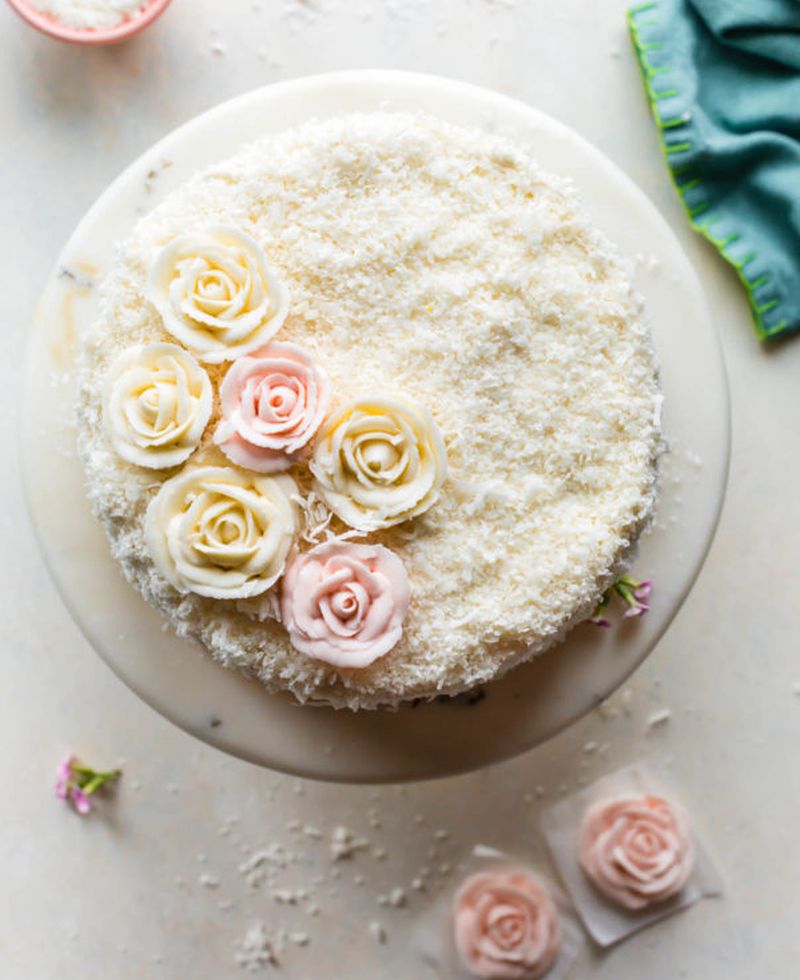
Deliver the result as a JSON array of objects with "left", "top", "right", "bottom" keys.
[{"left": 5, "top": 0, "right": 173, "bottom": 45}]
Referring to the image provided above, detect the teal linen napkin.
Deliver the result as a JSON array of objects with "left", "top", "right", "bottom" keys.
[{"left": 628, "top": 0, "right": 800, "bottom": 339}]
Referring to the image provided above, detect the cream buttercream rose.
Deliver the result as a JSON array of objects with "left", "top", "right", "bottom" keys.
[
  {"left": 281, "top": 541, "right": 410, "bottom": 668},
  {"left": 147, "top": 226, "right": 289, "bottom": 364},
  {"left": 214, "top": 342, "right": 329, "bottom": 472},
  {"left": 579, "top": 794, "right": 695, "bottom": 911},
  {"left": 453, "top": 870, "right": 561, "bottom": 979},
  {"left": 144, "top": 465, "right": 298, "bottom": 599},
  {"left": 102, "top": 342, "right": 212, "bottom": 469},
  {"left": 310, "top": 393, "right": 447, "bottom": 531}
]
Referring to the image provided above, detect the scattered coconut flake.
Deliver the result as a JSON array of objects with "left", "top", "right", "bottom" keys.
[
  {"left": 330, "top": 826, "right": 369, "bottom": 861},
  {"left": 236, "top": 589, "right": 281, "bottom": 623},
  {"left": 271, "top": 888, "right": 300, "bottom": 905},
  {"left": 198, "top": 873, "right": 220, "bottom": 889},
  {"left": 291, "top": 490, "right": 333, "bottom": 544},
  {"left": 388, "top": 887, "right": 406, "bottom": 908},
  {"left": 369, "top": 921, "right": 387, "bottom": 944},
  {"left": 646, "top": 708, "right": 672, "bottom": 730},
  {"left": 239, "top": 844, "right": 290, "bottom": 888},
  {"left": 235, "top": 921, "right": 279, "bottom": 971},
  {"left": 597, "top": 700, "right": 619, "bottom": 720}
]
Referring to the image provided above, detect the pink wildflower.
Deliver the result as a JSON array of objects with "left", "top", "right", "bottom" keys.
[{"left": 54, "top": 756, "right": 121, "bottom": 816}]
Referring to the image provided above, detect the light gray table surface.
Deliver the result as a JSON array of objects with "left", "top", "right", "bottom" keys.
[{"left": 2, "top": 1, "right": 797, "bottom": 977}]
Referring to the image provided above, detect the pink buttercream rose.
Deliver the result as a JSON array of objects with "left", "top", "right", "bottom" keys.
[
  {"left": 579, "top": 795, "right": 695, "bottom": 911},
  {"left": 281, "top": 541, "right": 410, "bottom": 668},
  {"left": 214, "top": 341, "right": 329, "bottom": 472},
  {"left": 453, "top": 870, "right": 561, "bottom": 979}
]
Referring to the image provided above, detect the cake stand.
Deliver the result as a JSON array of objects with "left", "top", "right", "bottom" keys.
[{"left": 21, "top": 71, "right": 729, "bottom": 783}]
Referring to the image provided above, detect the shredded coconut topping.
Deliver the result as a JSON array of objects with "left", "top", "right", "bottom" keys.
[
  {"left": 30, "top": 0, "right": 146, "bottom": 31},
  {"left": 77, "top": 112, "right": 660, "bottom": 709}
]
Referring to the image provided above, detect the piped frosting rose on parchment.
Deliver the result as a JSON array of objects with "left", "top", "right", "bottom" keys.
[
  {"left": 215, "top": 342, "right": 329, "bottom": 473},
  {"left": 310, "top": 393, "right": 447, "bottom": 532},
  {"left": 453, "top": 870, "right": 562, "bottom": 979},
  {"left": 102, "top": 342, "right": 212, "bottom": 469},
  {"left": 281, "top": 541, "right": 410, "bottom": 669},
  {"left": 145, "top": 465, "right": 297, "bottom": 599},
  {"left": 148, "top": 226, "right": 289, "bottom": 364},
  {"left": 579, "top": 795, "right": 695, "bottom": 911}
]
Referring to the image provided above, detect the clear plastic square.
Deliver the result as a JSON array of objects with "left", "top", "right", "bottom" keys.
[
  {"left": 414, "top": 844, "right": 584, "bottom": 978},
  {"left": 541, "top": 764, "right": 723, "bottom": 947}
]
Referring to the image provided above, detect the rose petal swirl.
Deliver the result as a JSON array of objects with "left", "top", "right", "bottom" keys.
[
  {"left": 310, "top": 393, "right": 447, "bottom": 532},
  {"left": 148, "top": 226, "right": 290, "bottom": 364},
  {"left": 579, "top": 794, "right": 695, "bottom": 911},
  {"left": 103, "top": 342, "right": 212, "bottom": 469},
  {"left": 214, "top": 342, "right": 330, "bottom": 473},
  {"left": 281, "top": 541, "right": 410, "bottom": 668},
  {"left": 453, "top": 870, "right": 561, "bottom": 979},
  {"left": 144, "top": 466, "right": 298, "bottom": 599}
]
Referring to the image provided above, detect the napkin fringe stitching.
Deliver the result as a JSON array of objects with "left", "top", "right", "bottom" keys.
[{"left": 628, "top": 1, "right": 787, "bottom": 338}]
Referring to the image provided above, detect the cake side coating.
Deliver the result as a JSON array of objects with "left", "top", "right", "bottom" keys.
[{"left": 77, "top": 112, "right": 661, "bottom": 709}]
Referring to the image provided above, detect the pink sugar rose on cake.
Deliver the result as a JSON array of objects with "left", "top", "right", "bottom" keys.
[
  {"left": 453, "top": 870, "right": 561, "bottom": 979},
  {"left": 579, "top": 794, "right": 695, "bottom": 911},
  {"left": 214, "top": 341, "right": 329, "bottom": 472},
  {"left": 281, "top": 541, "right": 410, "bottom": 669}
]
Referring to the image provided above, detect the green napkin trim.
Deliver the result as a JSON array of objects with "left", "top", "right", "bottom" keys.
[{"left": 628, "top": 1, "right": 787, "bottom": 338}]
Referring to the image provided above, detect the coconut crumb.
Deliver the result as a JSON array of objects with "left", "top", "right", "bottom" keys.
[
  {"left": 330, "top": 826, "right": 369, "bottom": 861},
  {"left": 646, "top": 708, "right": 672, "bottom": 730},
  {"left": 235, "top": 922, "right": 279, "bottom": 971}
]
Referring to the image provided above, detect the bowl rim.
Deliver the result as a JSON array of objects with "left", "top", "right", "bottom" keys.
[{"left": 4, "top": 0, "right": 173, "bottom": 45}]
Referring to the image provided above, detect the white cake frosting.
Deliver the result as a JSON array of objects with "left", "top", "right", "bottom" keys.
[{"left": 77, "top": 112, "right": 661, "bottom": 710}]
